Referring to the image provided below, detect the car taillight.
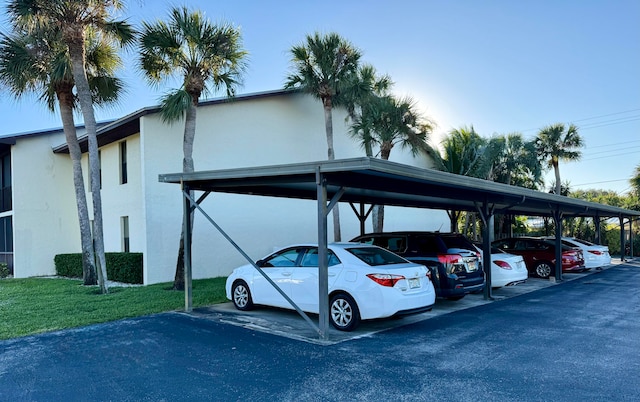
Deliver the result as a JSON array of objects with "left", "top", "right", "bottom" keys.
[
  {"left": 589, "top": 250, "right": 603, "bottom": 255},
  {"left": 439, "top": 254, "right": 466, "bottom": 275},
  {"left": 494, "top": 260, "right": 512, "bottom": 270},
  {"left": 366, "top": 273, "right": 406, "bottom": 287}
]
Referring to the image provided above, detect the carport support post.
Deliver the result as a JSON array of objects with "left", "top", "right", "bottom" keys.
[
  {"left": 620, "top": 215, "right": 626, "bottom": 262},
  {"left": 594, "top": 213, "right": 601, "bottom": 245},
  {"left": 183, "top": 183, "right": 193, "bottom": 312},
  {"left": 552, "top": 208, "right": 563, "bottom": 282},
  {"left": 477, "top": 200, "right": 494, "bottom": 300},
  {"left": 630, "top": 218, "right": 635, "bottom": 259},
  {"left": 316, "top": 168, "right": 329, "bottom": 340}
]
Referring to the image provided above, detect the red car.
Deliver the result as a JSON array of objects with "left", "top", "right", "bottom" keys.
[{"left": 491, "top": 237, "right": 585, "bottom": 278}]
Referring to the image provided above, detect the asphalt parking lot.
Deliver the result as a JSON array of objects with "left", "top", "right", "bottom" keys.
[
  {"left": 1, "top": 259, "right": 639, "bottom": 401},
  {"left": 193, "top": 268, "right": 569, "bottom": 345}
]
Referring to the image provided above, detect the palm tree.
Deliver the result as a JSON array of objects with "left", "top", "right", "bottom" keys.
[
  {"left": 0, "top": 27, "right": 124, "bottom": 286},
  {"left": 350, "top": 95, "right": 433, "bottom": 231},
  {"left": 631, "top": 164, "right": 640, "bottom": 196},
  {"left": 429, "top": 126, "right": 495, "bottom": 232},
  {"left": 487, "top": 133, "right": 543, "bottom": 236},
  {"left": 535, "top": 123, "right": 584, "bottom": 196},
  {"left": 139, "top": 6, "right": 247, "bottom": 291},
  {"left": 285, "top": 32, "right": 361, "bottom": 241},
  {"left": 6, "top": 0, "right": 134, "bottom": 293},
  {"left": 491, "top": 133, "right": 542, "bottom": 189}
]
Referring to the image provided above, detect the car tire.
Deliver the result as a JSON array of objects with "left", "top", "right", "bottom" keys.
[
  {"left": 534, "top": 261, "right": 553, "bottom": 278},
  {"left": 232, "top": 280, "right": 254, "bottom": 311},
  {"left": 329, "top": 293, "right": 361, "bottom": 332}
]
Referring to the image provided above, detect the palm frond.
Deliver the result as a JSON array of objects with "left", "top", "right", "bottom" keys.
[{"left": 159, "top": 89, "right": 192, "bottom": 123}]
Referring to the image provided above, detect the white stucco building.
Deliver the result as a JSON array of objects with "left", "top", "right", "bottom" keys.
[{"left": 1, "top": 89, "right": 448, "bottom": 284}]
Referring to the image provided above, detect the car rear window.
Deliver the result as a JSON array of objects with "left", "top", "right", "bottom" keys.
[
  {"left": 440, "top": 235, "right": 475, "bottom": 250},
  {"left": 345, "top": 246, "right": 408, "bottom": 266}
]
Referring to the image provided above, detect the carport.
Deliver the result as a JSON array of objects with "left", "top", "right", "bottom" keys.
[{"left": 159, "top": 157, "right": 639, "bottom": 340}]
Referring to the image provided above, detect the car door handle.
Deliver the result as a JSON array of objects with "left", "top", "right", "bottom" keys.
[{"left": 282, "top": 272, "right": 292, "bottom": 276}]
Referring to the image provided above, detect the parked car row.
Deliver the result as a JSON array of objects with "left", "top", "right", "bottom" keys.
[
  {"left": 492, "top": 236, "right": 588, "bottom": 278},
  {"left": 541, "top": 237, "right": 612, "bottom": 270},
  {"left": 350, "top": 232, "right": 486, "bottom": 300},
  {"left": 225, "top": 233, "right": 610, "bottom": 331}
]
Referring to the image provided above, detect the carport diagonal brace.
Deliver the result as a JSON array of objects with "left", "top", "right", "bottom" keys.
[{"left": 181, "top": 189, "right": 322, "bottom": 337}]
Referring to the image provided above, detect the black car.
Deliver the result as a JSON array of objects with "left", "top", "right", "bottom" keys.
[{"left": 351, "top": 231, "right": 485, "bottom": 300}]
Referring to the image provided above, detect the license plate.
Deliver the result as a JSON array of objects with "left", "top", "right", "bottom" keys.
[
  {"left": 467, "top": 261, "right": 477, "bottom": 272},
  {"left": 409, "top": 278, "right": 420, "bottom": 289}
]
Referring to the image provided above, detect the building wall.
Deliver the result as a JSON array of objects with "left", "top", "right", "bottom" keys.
[
  {"left": 139, "top": 91, "right": 447, "bottom": 284},
  {"left": 11, "top": 132, "right": 81, "bottom": 277},
  {"left": 89, "top": 135, "right": 145, "bottom": 254},
  {"left": 8, "top": 91, "right": 447, "bottom": 283}
]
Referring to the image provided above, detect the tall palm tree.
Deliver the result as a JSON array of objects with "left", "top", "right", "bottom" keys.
[
  {"left": 6, "top": 0, "right": 134, "bottom": 293},
  {"left": 350, "top": 95, "right": 433, "bottom": 231},
  {"left": 535, "top": 123, "right": 584, "bottom": 196},
  {"left": 285, "top": 32, "right": 361, "bottom": 241},
  {"left": 631, "top": 164, "right": 640, "bottom": 196},
  {"left": 0, "top": 28, "right": 124, "bottom": 286},
  {"left": 341, "top": 64, "right": 392, "bottom": 158},
  {"left": 7, "top": 0, "right": 135, "bottom": 294},
  {"left": 139, "top": 6, "right": 247, "bottom": 291}
]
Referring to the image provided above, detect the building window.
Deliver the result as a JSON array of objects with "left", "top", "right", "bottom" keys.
[
  {"left": 0, "top": 153, "right": 11, "bottom": 212},
  {"left": 0, "top": 216, "right": 13, "bottom": 274},
  {"left": 121, "top": 216, "right": 130, "bottom": 252},
  {"left": 119, "top": 141, "right": 127, "bottom": 185}
]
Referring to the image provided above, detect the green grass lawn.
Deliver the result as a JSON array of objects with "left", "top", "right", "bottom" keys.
[{"left": 0, "top": 277, "right": 228, "bottom": 340}]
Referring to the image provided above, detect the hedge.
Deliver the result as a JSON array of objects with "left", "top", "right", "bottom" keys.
[
  {"left": 0, "top": 262, "right": 9, "bottom": 278},
  {"left": 54, "top": 253, "right": 143, "bottom": 284}
]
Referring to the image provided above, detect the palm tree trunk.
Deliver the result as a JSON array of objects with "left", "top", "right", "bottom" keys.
[
  {"left": 448, "top": 210, "right": 460, "bottom": 232},
  {"left": 553, "top": 161, "right": 561, "bottom": 195},
  {"left": 372, "top": 149, "right": 394, "bottom": 233},
  {"left": 323, "top": 98, "right": 341, "bottom": 241},
  {"left": 67, "top": 37, "right": 108, "bottom": 294},
  {"left": 58, "top": 89, "right": 97, "bottom": 286},
  {"left": 174, "top": 100, "right": 198, "bottom": 290}
]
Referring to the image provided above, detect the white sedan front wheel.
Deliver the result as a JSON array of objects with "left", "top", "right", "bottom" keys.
[{"left": 329, "top": 293, "right": 361, "bottom": 332}]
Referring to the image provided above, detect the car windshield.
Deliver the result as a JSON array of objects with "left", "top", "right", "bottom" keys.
[{"left": 346, "top": 246, "right": 408, "bottom": 266}]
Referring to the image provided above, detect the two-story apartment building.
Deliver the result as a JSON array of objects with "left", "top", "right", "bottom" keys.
[{"left": 1, "top": 89, "right": 446, "bottom": 284}]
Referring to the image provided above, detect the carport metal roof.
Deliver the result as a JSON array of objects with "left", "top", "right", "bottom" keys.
[
  {"left": 159, "top": 157, "right": 638, "bottom": 219},
  {"left": 159, "top": 157, "right": 639, "bottom": 340}
]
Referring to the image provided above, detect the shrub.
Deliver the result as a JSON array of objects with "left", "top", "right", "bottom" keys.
[
  {"left": 55, "top": 253, "right": 143, "bottom": 284},
  {"left": 54, "top": 254, "right": 83, "bottom": 278},
  {"left": 0, "top": 262, "right": 9, "bottom": 278}
]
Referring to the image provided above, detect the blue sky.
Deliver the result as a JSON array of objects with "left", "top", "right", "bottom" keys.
[{"left": 1, "top": 0, "right": 638, "bottom": 194}]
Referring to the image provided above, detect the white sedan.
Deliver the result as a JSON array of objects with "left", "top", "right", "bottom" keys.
[
  {"left": 225, "top": 243, "right": 436, "bottom": 331},
  {"left": 475, "top": 245, "right": 528, "bottom": 288},
  {"left": 542, "top": 237, "right": 612, "bottom": 269},
  {"left": 489, "top": 248, "right": 528, "bottom": 287}
]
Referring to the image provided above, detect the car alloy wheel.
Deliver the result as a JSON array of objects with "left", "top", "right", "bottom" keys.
[
  {"left": 535, "top": 262, "right": 552, "bottom": 279},
  {"left": 232, "top": 280, "right": 254, "bottom": 311},
  {"left": 329, "top": 293, "right": 361, "bottom": 332}
]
